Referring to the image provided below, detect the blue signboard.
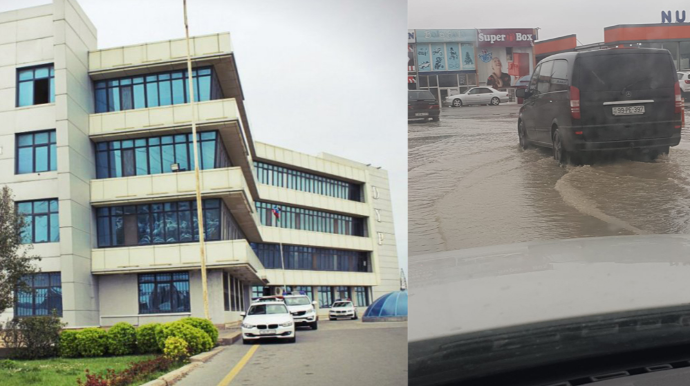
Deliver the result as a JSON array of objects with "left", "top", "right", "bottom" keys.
[
  {"left": 417, "top": 45, "right": 431, "bottom": 72},
  {"left": 416, "top": 29, "right": 477, "bottom": 43},
  {"left": 461, "top": 43, "right": 475, "bottom": 70},
  {"left": 446, "top": 43, "right": 461, "bottom": 70},
  {"left": 431, "top": 43, "right": 446, "bottom": 70}
]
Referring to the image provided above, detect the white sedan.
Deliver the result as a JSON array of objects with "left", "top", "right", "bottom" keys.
[
  {"left": 241, "top": 301, "right": 296, "bottom": 344},
  {"left": 445, "top": 87, "right": 509, "bottom": 107},
  {"left": 329, "top": 300, "right": 358, "bottom": 320}
]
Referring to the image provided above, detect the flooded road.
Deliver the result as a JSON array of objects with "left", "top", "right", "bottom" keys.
[{"left": 409, "top": 104, "right": 690, "bottom": 256}]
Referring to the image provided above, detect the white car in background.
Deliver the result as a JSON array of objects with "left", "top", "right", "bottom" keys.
[
  {"left": 241, "top": 301, "right": 296, "bottom": 344},
  {"left": 329, "top": 300, "right": 358, "bottom": 320},
  {"left": 284, "top": 293, "right": 319, "bottom": 330},
  {"left": 446, "top": 87, "right": 509, "bottom": 107},
  {"left": 678, "top": 71, "right": 690, "bottom": 93}
]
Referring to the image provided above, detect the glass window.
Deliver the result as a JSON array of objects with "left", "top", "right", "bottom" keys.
[
  {"left": 254, "top": 161, "right": 362, "bottom": 202},
  {"left": 355, "top": 286, "right": 370, "bottom": 307},
  {"left": 255, "top": 202, "right": 365, "bottom": 237},
  {"left": 96, "top": 198, "right": 231, "bottom": 247},
  {"left": 250, "top": 243, "right": 369, "bottom": 272},
  {"left": 251, "top": 286, "right": 265, "bottom": 300},
  {"left": 17, "top": 199, "right": 59, "bottom": 244},
  {"left": 529, "top": 64, "right": 541, "bottom": 91},
  {"left": 16, "top": 130, "right": 57, "bottom": 174},
  {"left": 94, "top": 67, "right": 222, "bottom": 113},
  {"left": 439, "top": 74, "right": 459, "bottom": 87},
  {"left": 549, "top": 60, "right": 569, "bottom": 92},
  {"left": 138, "top": 272, "right": 190, "bottom": 314},
  {"left": 318, "top": 286, "right": 334, "bottom": 308},
  {"left": 95, "top": 131, "right": 227, "bottom": 179},
  {"left": 536, "top": 61, "right": 553, "bottom": 94},
  {"left": 17, "top": 64, "right": 55, "bottom": 107},
  {"left": 15, "top": 272, "right": 62, "bottom": 317}
]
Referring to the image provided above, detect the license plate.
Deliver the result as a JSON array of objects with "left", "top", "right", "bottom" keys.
[
  {"left": 259, "top": 329, "right": 276, "bottom": 335},
  {"left": 415, "top": 113, "right": 429, "bottom": 116},
  {"left": 612, "top": 106, "right": 645, "bottom": 115}
]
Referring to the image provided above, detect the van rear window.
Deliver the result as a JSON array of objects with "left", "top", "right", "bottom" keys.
[{"left": 576, "top": 53, "right": 675, "bottom": 92}]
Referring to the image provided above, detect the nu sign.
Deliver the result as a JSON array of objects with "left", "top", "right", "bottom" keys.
[{"left": 662, "top": 10, "right": 688, "bottom": 23}]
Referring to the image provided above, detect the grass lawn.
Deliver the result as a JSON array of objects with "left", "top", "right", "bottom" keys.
[{"left": 0, "top": 355, "right": 183, "bottom": 386}]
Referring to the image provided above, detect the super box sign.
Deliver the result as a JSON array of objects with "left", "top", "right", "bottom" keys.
[{"left": 477, "top": 29, "right": 535, "bottom": 47}]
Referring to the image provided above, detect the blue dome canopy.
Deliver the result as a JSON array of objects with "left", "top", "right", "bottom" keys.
[{"left": 362, "top": 290, "right": 408, "bottom": 322}]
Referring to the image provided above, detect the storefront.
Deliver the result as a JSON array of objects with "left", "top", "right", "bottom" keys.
[
  {"left": 476, "top": 29, "right": 536, "bottom": 102},
  {"left": 414, "top": 29, "right": 478, "bottom": 102},
  {"left": 408, "top": 29, "right": 417, "bottom": 90}
]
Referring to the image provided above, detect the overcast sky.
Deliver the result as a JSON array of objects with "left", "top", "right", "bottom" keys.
[
  {"left": 1, "top": 0, "right": 408, "bottom": 275},
  {"left": 409, "top": 0, "right": 690, "bottom": 45}
]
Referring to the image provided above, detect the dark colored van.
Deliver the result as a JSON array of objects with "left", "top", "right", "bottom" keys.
[
  {"left": 516, "top": 48, "right": 682, "bottom": 164},
  {"left": 408, "top": 90, "right": 440, "bottom": 122}
]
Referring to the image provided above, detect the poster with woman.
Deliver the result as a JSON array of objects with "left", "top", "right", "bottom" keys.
[{"left": 486, "top": 57, "right": 511, "bottom": 89}]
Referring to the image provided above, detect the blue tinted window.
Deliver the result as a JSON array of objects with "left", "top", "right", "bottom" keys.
[
  {"left": 138, "top": 272, "right": 190, "bottom": 314},
  {"left": 133, "top": 84, "right": 145, "bottom": 109},
  {"left": 17, "top": 64, "right": 54, "bottom": 107},
  {"left": 255, "top": 201, "right": 366, "bottom": 237},
  {"left": 146, "top": 81, "right": 159, "bottom": 107},
  {"left": 16, "top": 130, "right": 57, "bottom": 174},
  {"left": 14, "top": 272, "right": 62, "bottom": 317},
  {"left": 254, "top": 161, "right": 361, "bottom": 202},
  {"left": 172, "top": 78, "right": 185, "bottom": 104},
  {"left": 17, "top": 199, "right": 59, "bottom": 244}
]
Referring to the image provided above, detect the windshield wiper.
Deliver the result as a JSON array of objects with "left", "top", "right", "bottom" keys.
[{"left": 621, "top": 76, "right": 652, "bottom": 95}]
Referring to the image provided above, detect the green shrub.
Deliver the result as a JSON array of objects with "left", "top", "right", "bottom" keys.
[
  {"left": 76, "top": 328, "right": 108, "bottom": 357},
  {"left": 163, "top": 336, "right": 189, "bottom": 362},
  {"left": 156, "top": 321, "right": 212, "bottom": 356},
  {"left": 106, "top": 322, "right": 137, "bottom": 356},
  {"left": 58, "top": 330, "right": 80, "bottom": 358},
  {"left": 179, "top": 317, "right": 218, "bottom": 345},
  {"left": 0, "top": 313, "right": 64, "bottom": 359},
  {"left": 136, "top": 323, "right": 161, "bottom": 354},
  {"left": 0, "top": 359, "right": 17, "bottom": 369}
]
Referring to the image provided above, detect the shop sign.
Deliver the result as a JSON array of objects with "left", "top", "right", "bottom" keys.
[
  {"left": 408, "top": 29, "right": 416, "bottom": 43},
  {"left": 416, "top": 29, "right": 477, "bottom": 43},
  {"left": 477, "top": 29, "right": 535, "bottom": 47},
  {"left": 662, "top": 10, "right": 687, "bottom": 23}
]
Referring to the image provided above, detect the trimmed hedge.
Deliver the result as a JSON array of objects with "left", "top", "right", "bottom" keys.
[
  {"left": 106, "top": 322, "right": 137, "bottom": 356},
  {"left": 155, "top": 321, "right": 212, "bottom": 356},
  {"left": 58, "top": 330, "right": 80, "bottom": 358},
  {"left": 179, "top": 317, "right": 218, "bottom": 345},
  {"left": 163, "top": 336, "right": 189, "bottom": 361},
  {"left": 76, "top": 328, "right": 108, "bottom": 357},
  {"left": 136, "top": 323, "right": 161, "bottom": 354}
]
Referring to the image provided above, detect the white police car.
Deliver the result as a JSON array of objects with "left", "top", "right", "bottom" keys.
[
  {"left": 284, "top": 293, "right": 319, "bottom": 330},
  {"left": 241, "top": 301, "right": 296, "bottom": 344},
  {"left": 328, "top": 299, "right": 358, "bottom": 320}
]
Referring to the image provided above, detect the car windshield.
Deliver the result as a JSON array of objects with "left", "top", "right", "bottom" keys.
[
  {"left": 333, "top": 302, "right": 351, "bottom": 307},
  {"left": 248, "top": 304, "right": 288, "bottom": 315},
  {"left": 284, "top": 297, "right": 310, "bottom": 306}
]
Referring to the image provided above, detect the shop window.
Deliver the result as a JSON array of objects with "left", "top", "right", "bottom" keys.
[
  {"left": 439, "top": 74, "right": 458, "bottom": 87},
  {"left": 17, "top": 65, "right": 55, "bottom": 107},
  {"left": 428, "top": 75, "right": 438, "bottom": 87},
  {"left": 418, "top": 76, "right": 429, "bottom": 88}
]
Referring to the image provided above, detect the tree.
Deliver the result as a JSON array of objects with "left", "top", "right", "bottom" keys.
[{"left": 0, "top": 186, "right": 40, "bottom": 316}]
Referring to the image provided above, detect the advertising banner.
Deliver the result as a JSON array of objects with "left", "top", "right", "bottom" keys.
[
  {"left": 431, "top": 43, "right": 446, "bottom": 71},
  {"left": 417, "top": 45, "right": 431, "bottom": 72},
  {"left": 477, "top": 29, "right": 536, "bottom": 48},
  {"left": 477, "top": 47, "right": 512, "bottom": 89},
  {"left": 408, "top": 29, "right": 416, "bottom": 43},
  {"left": 408, "top": 44, "right": 415, "bottom": 71},
  {"left": 416, "top": 29, "right": 476, "bottom": 43},
  {"left": 446, "top": 43, "right": 461, "bottom": 70}
]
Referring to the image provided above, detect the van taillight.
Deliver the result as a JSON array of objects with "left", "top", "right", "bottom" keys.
[
  {"left": 685, "top": 80, "right": 690, "bottom": 84},
  {"left": 675, "top": 82, "right": 682, "bottom": 114},
  {"left": 570, "top": 86, "right": 580, "bottom": 120}
]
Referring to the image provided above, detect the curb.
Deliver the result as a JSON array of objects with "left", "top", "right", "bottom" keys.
[
  {"left": 219, "top": 331, "right": 241, "bottom": 346},
  {"left": 139, "top": 347, "right": 225, "bottom": 386}
]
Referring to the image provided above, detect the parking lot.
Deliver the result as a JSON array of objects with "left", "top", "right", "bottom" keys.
[
  {"left": 409, "top": 103, "right": 690, "bottom": 256},
  {"left": 175, "top": 320, "right": 407, "bottom": 386}
]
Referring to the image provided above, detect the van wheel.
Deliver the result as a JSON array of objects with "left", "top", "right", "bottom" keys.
[
  {"left": 518, "top": 121, "right": 530, "bottom": 150},
  {"left": 452, "top": 99, "right": 462, "bottom": 107},
  {"left": 491, "top": 97, "right": 500, "bottom": 106},
  {"left": 552, "top": 128, "right": 567, "bottom": 165}
]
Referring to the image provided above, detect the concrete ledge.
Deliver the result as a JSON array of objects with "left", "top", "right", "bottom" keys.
[
  {"left": 140, "top": 362, "right": 200, "bottom": 386},
  {"left": 219, "top": 331, "right": 242, "bottom": 346},
  {"left": 190, "top": 346, "right": 224, "bottom": 363}
]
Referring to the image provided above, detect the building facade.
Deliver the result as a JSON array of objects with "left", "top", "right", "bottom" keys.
[
  {"left": 0, "top": 0, "right": 400, "bottom": 327},
  {"left": 407, "top": 28, "right": 537, "bottom": 103}
]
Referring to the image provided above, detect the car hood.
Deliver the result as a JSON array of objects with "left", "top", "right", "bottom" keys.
[
  {"left": 243, "top": 314, "right": 293, "bottom": 325},
  {"left": 410, "top": 234, "right": 690, "bottom": 343},
  {"left": 286, "top": 304, "right": 313, "bottom": 312},
  {"left": 331, "top": 306, "right": 354, "bottom": 311}
]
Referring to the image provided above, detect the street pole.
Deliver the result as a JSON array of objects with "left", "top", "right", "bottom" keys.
[
  {"left": 278, "top": 221, "right": 287, "bottom": 295},
  {"left": 183, "top": 0, "right": 210, "bottom": 320}
]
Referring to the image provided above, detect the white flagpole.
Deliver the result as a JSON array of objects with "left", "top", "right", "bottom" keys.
[{"left": 276, "top": 207, "right": 288, "bottom": 295}]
